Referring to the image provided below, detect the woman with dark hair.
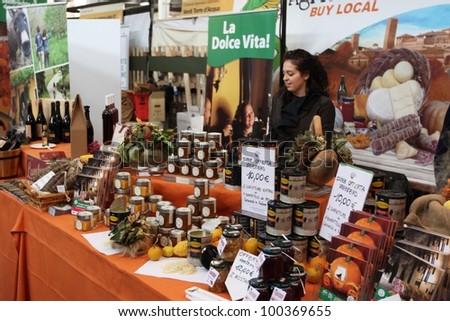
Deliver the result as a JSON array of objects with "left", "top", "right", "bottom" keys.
[
  {"left": 232, "top": 100, "right": 263, "bottom": 140},
  {"left": 269, "top": 49, "right": 335, "bottom": 143}
]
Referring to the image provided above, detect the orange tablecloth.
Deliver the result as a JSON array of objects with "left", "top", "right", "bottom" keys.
[{"left": 0, "top": 143, "right": 329, "bottom": 301}]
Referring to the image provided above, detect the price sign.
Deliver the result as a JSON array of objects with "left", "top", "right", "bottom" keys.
[
  {"left": 224, "top": 250, "right": 258, "bottom": 301},
  {"left": 241, "top": 146, "right": 276, "bottom": 218},
  {"left": 319, "top": 163, "right": 373, "bottom": 242}
]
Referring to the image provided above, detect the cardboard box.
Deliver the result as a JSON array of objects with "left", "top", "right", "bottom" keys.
[{"left": 149, "top": 91, "right": 166, "bottom": 122}]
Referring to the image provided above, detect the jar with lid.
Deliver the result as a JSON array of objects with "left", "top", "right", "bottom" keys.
[
  {"left": 190, "top": 159, "right": 203, "bottom": 178},
  {"left": 341, "top": 96, "right": 355, "bottom": 123},
  {"left": 191, "top": 215, "right": 203, "bottom": 229},
  {"left": 186, "top": 195, "right": 200, "bottom": 216},
  {"left": 217, "top": 215, "right": 230, "bottom": 231},
  {"left": 270, "top": 277, "right": 294, "bottom": 301},
  {"left": 194, "top": 142, "right": 210, "bottom": 162},
  {"left": 178, "top": 158, "right": 191, "bottom": 176},
  {"left": 207, "top": 132, "right": 222, "bottom": 151},
  {"left": 114, "top": 188, "right": 131, "bottom": 205},
  {"left": 210, "top": 149, "right": 227, "bottom": 172},
  {"left": 288, "top": 265, "right": 306, "bottom": 300},
  {"left": 274, "top": 238, "right": 295, "bottom": 274},
  {"left": 225, "top": 223, "right": 244, "bottom": 238},
  {"left": 158, "top": 205, "right": 175, "bottom": 228},
  {"left": 259, "top": 245, "right": 284, "bottom": 281},
  {"left": 167, "top": 154, "right": 179, "bottom": 175},
  {"left": 115, "top": 171, "right": 131, "bottom": 190},
  {"left": 204, "top": 159, "right": 219, "bottom": 180},
  {"left": 179, "top": 129, "right": 193, "bottom": 142},
  {"left": 129, "top": 196, "right": 145, "bottom": 214},
  {"left": 200, "top": 197, "right": 216, "bottom": 218},
  {"left": 149, "top": 194, "right": 163, "bottom": 216},
  {"left": 194, "top": 178, "right": 209, "bottom": 200},
  {"left": 175, "top": 207, "right": 192, "bottom": 230},
  {"left": 74, "top": 211, "right": 94, "bottom": 231},
  {"left": 134, "top": 178, "right": 151, "bottom": 197},
  {"left": 208, "top": 259, "right": 231, "bottom": 293},
  {"left": 158, "top": 227, "right": 173, "bottom": 247},
  {"left": 193, "top": 131, "right": 207, "bottom": 143},
  {"left": 169, "top": 229, "right": 186, "bottom": 247},
  {"left": 86, "top": 205, "right": 101, "bottom": 226},
  {"left": 177, "top": 140, "right": 191, "bottom": 159},
  {"left": 220, "top": 229, "right": 242, "bottom": 262},
  {"left": 248, "top": 278, "right": 271, "bottom": 301}
]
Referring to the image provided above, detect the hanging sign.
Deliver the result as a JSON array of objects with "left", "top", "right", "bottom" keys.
[
  {"left": 319, "top": 163, "right": 373, "bottom": 242},
  {"left": 207, "top": 9, "right": 277, "bottom": 67},
  {"left": 181, "top": 0, "right": 234, "bottom": 17}
]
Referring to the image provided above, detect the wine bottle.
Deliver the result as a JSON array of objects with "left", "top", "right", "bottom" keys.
[
  {"left": 84, "top": 105, "right": 94, "bottom": 145},
  {"left": 102, "top": 103, "right": 113, "bottom": 144},
  {"left": 25, "top": 100, "right": 37, "bottom": 141},
  {"left": 55, "top": 101, "right": 63, "bottom": 143},
  {"left": 41, "top": 124, "right": 49, "bottom": 147},
  {"left": 336, "top": 75, "right": 348, "bottom": 107},
  {"left": 62, "top": 101, "right": 71, "bottom": 143},
  {"left": 48, "top": 101, "right": 61, "bottom": 144},
  {"left": 35, "top": 100, "right": 46, "bottom": 140}
]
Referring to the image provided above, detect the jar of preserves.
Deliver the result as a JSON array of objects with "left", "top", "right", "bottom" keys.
[
  {"left": 74, "top": 211, "right": 94, "bottom": 231},
  {"left": 341, "top": 96, "right": 355, "bottom": 123},
  {"left": 134, "top": 178, "right": 151, "bottom": 197},
  {"left": 179, "top": 129, "right": 193, "bottom": 142},
  {"left": 149, "top": 194, "right": 163, "bottom": 216},
  {"left": 270, "top": 277, "right": 294, "bottom": 301},
  {"left": 186, "top": 195, "right": 200, "bottom": 216},
  {"left": 210, "top": 149, "right": 227, "bottom": 172},
  {"left": 158, "top": 205, "right": 175, "bottom": 228},
  {"left": 178, "top": 158, "right": 191, "bottom": 176},
  {"left": 190, "top": 159, "right": 203, "bottom": 178},
  {"left": 207, "top": 132, "right": 222, "bottom": 151},
  {"left": 129, "top": 196, "right": 145, "bottom": 215},
  {"left": 259, "top": 246, "right": 284, "bottom": 281},
  {"left": 175, "top": 206, "right": 192, "bottom": 230},
  {"left": 177, "top": 140, "right": 191, "bottom": 159},
  {"left": 208, "top": 259, "right": 231, "bottom": 293},
  {"left": 289, "top": 265, "right": 306, "bottom": 300},
  {"left": 274, "top": 238, "right": 295, "bottom": 274},
  {"left": 194, "top": 178, "right": 209, "bottom": 200},
  {"left": 204, "top": 159, "right": 219, "bottom": 180},
  {"left": 248, "top": 278, "right": 271, "bottom": 301},
  {"left": 200, "top": 197, "right": 216, "bottom": 218},
  {"left": 158, "top": 227, "right": 173, "bottom": 247},
  {"left": 86, "top": 205, "right": 101, "bottom": 226},
  {"left": 114, "top": 171, "right": 131, "bottom": 190},
  {"left": 169, "top": 229, "right": 186, "bottom": 247},
  {"left": 194, "top": 141, "right": 210, "bottom": 162},
  {"left": 193, "top": 131, "right": 207, "bottom": 143},
  {"left": 191, "top": 215, "right": 203, "bottom": 229},
  {"left": 167, "top": 154, "right": 179, "bottom": 175},
  {"left": 220, "top": 229, "right": 242, "bottom": 262}
]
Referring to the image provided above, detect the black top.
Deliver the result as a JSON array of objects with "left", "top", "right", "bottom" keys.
[{"left": 269, "top": 90, "right": 335, "bottom": 143}]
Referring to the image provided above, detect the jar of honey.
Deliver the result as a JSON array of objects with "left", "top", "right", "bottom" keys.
[
  {"left": 134, "top": 178, "right": 151, "bottom": 197},
  {"left": 86, "top": 205, "right": 101, "bottom": 226},
  {"left": 209, "top": 259, "right": 231, "bottom": 293},
  {"left": 129, "top": 196, "right": 145, "bottom": 214},
  {"left": 115, "top": 171, "right": 131, "bottom": 190},
  {"left": 200, "top": 197, "right": 216, "bottom": 218},
  {"left": 220, "top": 229, "right": 242, "bottom": 262},
  {"left": 175, "top": 207, "right": 192, "bottom": 230},
  {"left": 74, "top": 211, "right": 94, "bottom": 231},
  {"left": 177, "top": 140, "right": 191, "bottom": 159},
  {"left": 194, "top": 178, "right": 209, "bottom": 200},
  {"left": 259, "top": 246, "right": 284, "bottom": 282},
  {"left": 149, "top": 194, "right": 163, "bottom": 216},
  {"left": 194, "top": 142, "right": 210, "bottom": 162}
]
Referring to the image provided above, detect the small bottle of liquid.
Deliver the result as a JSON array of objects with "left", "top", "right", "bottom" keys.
[
  {"left": 41, "top": 124, "right": 49, "bottom": 147},
  {"left": 336, "top": 75, "right": 348, "bottom": 107},
  {"left": 341, "top": 96, "right": 355, "bottom": 123}
]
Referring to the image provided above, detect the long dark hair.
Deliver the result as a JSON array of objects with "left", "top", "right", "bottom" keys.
[{"left": 278, "top": 49, "right": 330, "bottom": 105}]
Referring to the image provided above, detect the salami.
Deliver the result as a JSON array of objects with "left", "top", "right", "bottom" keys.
[
  {"left": 371, "top": 123, "right": 421, "bottom": 155},
  {"left": 369, "top": 114, "right": 421, "bottom": 140}
]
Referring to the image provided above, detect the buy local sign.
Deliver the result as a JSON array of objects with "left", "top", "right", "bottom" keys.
[{"left": 207, "top": 10, "right": 277, "bottom": 67}]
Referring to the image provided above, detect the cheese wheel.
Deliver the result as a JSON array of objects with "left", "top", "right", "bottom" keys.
[
  {"left": 366, "top": 88, "right": 395, "bottom": 124},
  {"left": 394, "top": 61, "right": 414, "bottom": 83},
  {"left": 370, "top": 76, "right": 383, "bottom": 91},
  {"left": 405, "top": 79, "right": 424, "bottom": 111},
  {"left": 381, "top": 69, "right": 401, "bottom": 88}
]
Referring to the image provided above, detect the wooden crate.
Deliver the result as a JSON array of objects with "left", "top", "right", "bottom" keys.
[{"left": 21, "top": 180, "right": 72, "bottom": 212}]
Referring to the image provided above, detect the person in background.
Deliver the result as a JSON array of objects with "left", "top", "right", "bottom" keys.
[
  {"left": 35, "top": 26, "right": 44, "bottom": 70},
  {"left": 231, "top": 100, "right": 263, "bottom": 140},
  {"left": 269, "top": 49, "right": 335, "bottom": 143},
  {"left": 42, "top": 28, "right": 52, "bottom": 68}
]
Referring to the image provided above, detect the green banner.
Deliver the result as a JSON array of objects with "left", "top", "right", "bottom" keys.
[{"left": 207, "top": 10, "right": 277, "bottom": 67}]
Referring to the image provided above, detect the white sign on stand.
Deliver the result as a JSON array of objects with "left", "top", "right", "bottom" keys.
[
  {"left": 241, "top": 146, "right": 276, "bottom": 219},
  {"left": 225, "top": 250, "right": 259, "bottom": 301},
  {"left": 319, "top": 164, "right": 374, "bottom": 242}
]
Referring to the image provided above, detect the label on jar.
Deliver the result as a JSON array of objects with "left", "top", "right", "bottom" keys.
[
  {"left": 202, "top": 206, "right": 211, "bottom": 217},
  {"left": 192, "top": 167, "right": 200, "bottom": 177},
  {"left": 197, "top": 150, "right": 205, "bottom": 160},
  {"left": 293, "top": 201, "right": 320, "bottom": 236},
  {"left": 168, "top": 163, "right": 176, "bottom": 173},
  {"left": 181, "top": 165, "right": 189, "bottom": 175},
  {"left": 266, "top": 200, "right": 293, "bottom": 236},
  {"left": 206, "top": 168, "right": 214, "bottom": 178},
  {"left": 178, "top": 147, "right": 185, "bottom": 158}
]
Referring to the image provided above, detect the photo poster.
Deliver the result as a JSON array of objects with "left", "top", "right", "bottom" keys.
[
  {"left": 6, "top": 2, "right": 70, "bottom": 128},
  {"left": 205, "top": 9, "right": 278, "bottom": 154},
  {"left": 319, "top": 163, "right": 374, "bottom": 242},
  {"left": 282, "top": 0, "right": 450, "bottom": 110}
]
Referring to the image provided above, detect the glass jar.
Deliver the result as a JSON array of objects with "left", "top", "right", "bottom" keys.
[
  {"left": 220, "top": 229, "right": 242, "bottom": 262},
  {"left": 175, "top": 207, "right": 192, "bottom": 230},
  {"left": 177, "top": 140, "right": 191, "bottom": 159},
  {"left": 186, "top": 194, "right": 200, "bottom": 216},
  {"left": 149, "top": 194, "right": 163, "bottom": 216},
  {"left": 158, "top": 205, "right": 175, "bottom": 228},
  {"left": 179, "top": 129, "right": 193, "bottom": 142},
  {"left": 208, "top": 259, "right": 231, "bottom": 293},
  {"left": 190, "top": 158, "right": 203, "bottom": 178},
  {"left": 270, "top": 277, "right": 294, "bottom": 301},
  {"left": 167, "top": 154, "right": 179, "bottom": 175},
  {"left": 194, "top": 141, "right": 210, "bottom": 162},
  {"left": 204, "top": 159, "right": 219, "bottom": 180},
  {"left": 248, "top": 278, "right": 271, "bottom": 301},
  {"left": 207, "top": 132, "right": 222, "bottom": 151},
  {"left": 74, "top": 211, "right": 94, "bottom": 231},
  {"left": 194, "top": 178, "right": 209, "bottom": 200},
  {"left": 200, "top": 197, "right": 216, "bottom": 218},
  {"left": 341, "top": 96, "right": 355, "bottom": 123},
  {"left": 289, "top": 265, "right": 306, "bottom": 300},
  {"left": 169, "top": 229, "right": 186, "bottom": 247},
  {"left": 129, "top": 196, "right": 145, "bottom": 215},
  {"left": 86, "top": 205, "right": 101, "bottom": 226},
  {"left": 178, "top": 158, "right": 191, "bottom": 176},
  {"left": 259, "top": 246, "right": 284, "bottom": 282},
  {"left": 158, "top": 227, "right": 173, "bottom": 247},
  {"left": 134, "top": 178, "right": 151, "bottom": 197},
  {"left": 274, "top": 238, "right": 295, "bottom": 274},
  {"left": 114, "top": 171, "right": 131, "bottom": 190},
  {"left": 193, "top": 131, "right": 207, "bottom": 143}
]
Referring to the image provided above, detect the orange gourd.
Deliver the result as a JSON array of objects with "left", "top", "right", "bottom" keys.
[
  {"left": 347, "top": 230, "right": 376, "bottom": 248},
  {"left": 329, "top": 256, "right": 362, "bottom": 294},
  {"left": 336, "top": 243, "right": 365, "bottom": 260},
  {"left": 354, "top": 217, "right": 383, "bottom": 233}
]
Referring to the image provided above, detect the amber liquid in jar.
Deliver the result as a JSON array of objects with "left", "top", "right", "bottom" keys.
[
  {"left": 208, "top": 259, "right": 230, "bottom": 293},
  {"left": 220, "top": 229, "right": 242, "bottom": 262},
  {"left": 260, "top": 246, "right": 284, "bottom": 281}
]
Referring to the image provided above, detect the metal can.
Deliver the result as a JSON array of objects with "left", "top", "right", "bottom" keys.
[
  {"left": 109, "top": 208, "right": 130, "bottom": 231},
  {"left": 288, "top": 234, "right": 308, "bottom": 264},
  {"left": 292, "top": 200, "right": 320, "bottom": 236},
  {"left": 368, "top": 171, "right": 385, "bottom": 199},
  {"left": 308, "top": 235, "right": 330, "bottom": 260},
  {"left": 266, "top": 199, "right": 293, "bottom": 237},
  {"left": 224, "top": 163, "right": 241, "bottom": 190},
  {"left": 375, "top": 190, "right": 407, "bottom": 232},
  {"left": 280, "top": 168, "right": 306, "bottom": 204},
  {"left": 175, "top": 206, "right": 192, "bottom": 230},
  {"left": 187, "top": 229, "right": 212, "bottom": 267}
]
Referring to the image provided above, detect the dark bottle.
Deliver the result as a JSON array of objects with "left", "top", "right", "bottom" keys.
[
  {"left": 48, "top": 101, "right": 61, "bottom": 144},
  {"left": 102, "top": 103, "right": 113, "bottom": 144},
  {"left": 62, "top": 101, "right": 71, "bottom": 143},
  {"left": 35, "top": 100, "right": 46, "bottom": 140},
  {"left": 55, "top": 101, "right": 64, "bottom": 143},
  {"left": 84, "top": 105, "right": 94, "bottom": 145},
  {"left": 41, "top": 124, "right": 49, "bottom": 147},
  {"left": 25, "top": 101, "right": 37, "bottom": 141},
  {"left": 336, "top": 75, "right": 348, "bottom": 107}
]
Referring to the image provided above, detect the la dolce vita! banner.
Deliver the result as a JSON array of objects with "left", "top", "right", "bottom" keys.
[{"left": 286, "top": 0, "right": 450, "bottom": 54}]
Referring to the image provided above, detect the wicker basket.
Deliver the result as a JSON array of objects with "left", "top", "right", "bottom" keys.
[
  {"left": 21, "top": 180, "right": 72, "bottom": 211},
  {"left": 353, "top": 48, "right": 431, "bottom": 113}
]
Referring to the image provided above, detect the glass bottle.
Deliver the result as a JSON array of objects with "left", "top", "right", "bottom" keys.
[
  {"left": 341, "top": 96, "right": 355, "bottom": 123},
  {"left": 35, "top": 100, "right": 46, "bottom": 140},
  {"left": 248, "top": 278, "right": 271, "bottom": 301},
  {"left": 62, "top": 101, "right": 71, "bottom": 143},
  {"left": 55, "top": 101, "right": 63, "bottom": 143},
  {"left": 47, "top": 102, "right": 57, "bottom": 144},
  {"left": 259, "top": 245, "right": 284, "bottom": 282},
  {"left": 208, "top": 259, "right": 230, "bottom": 293},
  {"left": 25, "top": 100, "right": 37, "bottom": 141},
  {"left": 84, "top": 105, "right": 94, "bottom": 145},
  {"left": 41, "top": 124, "right": 49, "bottom": 147},
  {"left": 102, "top": 102, "right": 114, "bottom": 144},
  {"left": 336, "top": 75, "right": 348, "bottom": 107}
]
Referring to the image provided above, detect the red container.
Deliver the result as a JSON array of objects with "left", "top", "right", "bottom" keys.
[{"left": 132, "top": 93, "right": 149, "bottom": 121}]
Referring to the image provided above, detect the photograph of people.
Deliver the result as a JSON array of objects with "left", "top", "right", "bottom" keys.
[{"left": 269, "top": 48, "right": 336, "bottom": 143}]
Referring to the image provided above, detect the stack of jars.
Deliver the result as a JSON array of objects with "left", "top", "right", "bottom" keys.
[{"left": 167, "top": 130, "right": 226, "bottom": 181}]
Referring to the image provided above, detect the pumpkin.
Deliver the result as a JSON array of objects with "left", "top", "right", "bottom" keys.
[
  {"left": 347, "top": 230, "right": 376, "bottom": 248},
  {"left": 336, "top": 243, "right": 365, "bottom": 260},
  {"left": 421, "top": 100, "right": 449, "bottom": 135},
  {"left": 329, "top": 256, "right": 362, "bottom": 295},
  {"left": 354, "top": 217, "right": 383, "bottom": 233}
]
